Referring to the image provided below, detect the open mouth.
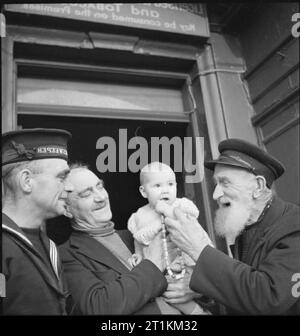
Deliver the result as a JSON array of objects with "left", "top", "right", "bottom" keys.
[{"left": 160, "top": 197, "right": 170, "bottom": 202}]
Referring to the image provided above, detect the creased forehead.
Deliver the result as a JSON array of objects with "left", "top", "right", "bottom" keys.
[{"left": 67, "top": 168, "right": 98, "bottom": 188}]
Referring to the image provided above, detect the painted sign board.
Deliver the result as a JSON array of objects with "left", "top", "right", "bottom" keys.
[{"left": 4, "top": 3, "right": 209, "bottom": 38}]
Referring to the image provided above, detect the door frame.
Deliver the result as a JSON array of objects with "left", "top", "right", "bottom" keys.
[{"left": 2, "top": 27, "right": 220, "bottom": 248}]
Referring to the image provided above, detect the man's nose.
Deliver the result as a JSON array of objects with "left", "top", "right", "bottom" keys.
[
  {"left": 94, "top": 188, "right": 106, "bottom": 201},
  {"left": 64, "top": 181, "right": 74, "bottom": 192},
  {"left": 213, "top": 184, "right": 223, "bottom": 200},
  {"left": 161, "top": 185, "right": 170, "bottom": 193}
]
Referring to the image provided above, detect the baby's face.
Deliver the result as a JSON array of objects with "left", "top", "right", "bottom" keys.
[{"left": 140, "top": 170, "right": 177, "bottom": 207}]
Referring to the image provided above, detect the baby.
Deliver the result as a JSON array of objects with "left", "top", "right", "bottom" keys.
[{"left": 127, "top": 161, "right": 209, "bottom": 315}]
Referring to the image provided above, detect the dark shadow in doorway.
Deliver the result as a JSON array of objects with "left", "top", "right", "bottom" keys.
[{"left": 19, "top": 114, "right": 187, "bottom": 245}]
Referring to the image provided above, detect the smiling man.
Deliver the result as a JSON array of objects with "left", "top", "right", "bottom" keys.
[
  {"left": 159, "top": 138, "right": 300, "bottom": 315},
  {"left": 212, "top": 164, "right": 271, "bottom": 246},
  {"left": 59, "top": 164, "right": 182, "bottom": 315},
  {"left": 2, "top": 128, "right": 73, "bottom": 315}
]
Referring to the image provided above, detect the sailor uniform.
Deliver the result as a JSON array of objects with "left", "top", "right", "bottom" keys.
[{"left": 2, "top": 213, "right": 69, "bottom": 315}]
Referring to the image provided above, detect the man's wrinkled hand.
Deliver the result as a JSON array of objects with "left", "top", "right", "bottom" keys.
[
  {"left": 164, "top": 207, "right": 214, "bottom": 262},
  {"left": 162, "top": 267, "right": 201, "bottom": 304}
]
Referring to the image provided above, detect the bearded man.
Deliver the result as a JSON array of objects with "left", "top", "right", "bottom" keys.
[{"left": 158, "top": 138, "right": 300, "bottom": 315}]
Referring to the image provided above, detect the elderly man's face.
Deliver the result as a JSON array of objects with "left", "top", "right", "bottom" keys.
[
  {"left": 212, "top": 164, "right": 257, "bottom": 243},
  {"left": 66, "top": 168, "right": 112, "bottom": 225}
]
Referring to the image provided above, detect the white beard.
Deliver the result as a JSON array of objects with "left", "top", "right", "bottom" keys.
[{"left": 214, "top": 200, "right": 252, "bottom": 244}]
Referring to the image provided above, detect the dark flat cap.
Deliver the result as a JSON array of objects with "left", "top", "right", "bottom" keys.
[
  {"left": 204, "top": 138, "right": 285, "bottom": 187},
  {"left": 2, "top": 128, "right": 72, "bottom": 166}
]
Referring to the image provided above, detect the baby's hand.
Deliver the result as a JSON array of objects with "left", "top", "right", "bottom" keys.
[
  {"left": 156, "top": 198, "right": 199, "bottom": 220},
  {"left": 155, "top": 200, "right": 175, "bottom": 218},
  {"left": 177, "top": 197, "right": 199, "bottom": 219},
  {"left": 128, "top": 253, "right": 143, "bottom": 268}
]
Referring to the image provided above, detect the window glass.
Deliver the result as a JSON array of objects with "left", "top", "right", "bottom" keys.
[{"left": 17, "top": 78, "right": 184, "bottom": 112}]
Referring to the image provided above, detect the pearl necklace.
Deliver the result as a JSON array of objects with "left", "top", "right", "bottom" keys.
[{"left": 161, "top": 215, "right": 186, "bottom": 280}]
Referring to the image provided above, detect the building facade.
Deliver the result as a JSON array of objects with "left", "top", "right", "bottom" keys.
[{"left": 1, "top": 3, "right": 299, "bottom": 250}]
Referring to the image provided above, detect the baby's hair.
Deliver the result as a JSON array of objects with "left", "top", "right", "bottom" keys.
[{"left": 140, "top": 161, "right": 175, "bottom": 185}]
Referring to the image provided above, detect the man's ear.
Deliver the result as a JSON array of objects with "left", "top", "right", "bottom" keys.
[
  {"left": 139, "top": 185, "right": 147, "bottom": 199},
  {"left": 18, "top": 169, "right": 33, "bottom": 193},
  {"left": 253, "top": 175, "right": 267, "bottom": 198}
]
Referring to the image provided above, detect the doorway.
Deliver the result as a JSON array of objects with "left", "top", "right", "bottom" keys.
[{"left": 18, "top": 114, "right": 188, "bottom": 244}]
